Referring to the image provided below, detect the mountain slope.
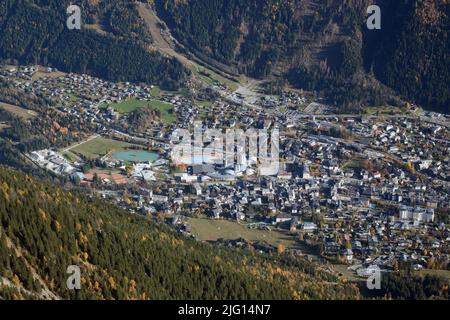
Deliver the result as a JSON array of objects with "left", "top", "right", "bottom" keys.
[
  {"left": 1, "top": 0, "right": 446, "bottom": 111},
  {"left": 0, "top": 167, "right": 360, "bottom": 300},
  {"left": 0, "top": 0, "right": 187, "bottom": 90},
  {"left": 156, "top": 0, "right": 449, "bottom": 112},
  {"left": 365, "top": 0, "right": 449, "bottom": 114}
]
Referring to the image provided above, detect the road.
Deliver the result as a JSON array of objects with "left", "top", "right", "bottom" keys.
[{"left": 137, "top": 3, "right": 256, "bottom": 93}]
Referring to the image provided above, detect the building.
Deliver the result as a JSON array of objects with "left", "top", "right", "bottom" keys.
[{"left": 399, "top": 205, "right": 435, "bottom": 223}]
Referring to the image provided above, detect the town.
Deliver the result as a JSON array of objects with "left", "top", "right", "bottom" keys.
[{"left": 1, "top": 64, "right": 449, "bottom": 283}]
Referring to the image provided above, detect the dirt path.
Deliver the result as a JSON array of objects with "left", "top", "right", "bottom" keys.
[
  {"left": 137, "top": 3, "right": 255, "bottom": 92},
  {"left": 137, "top": 3, "right": 197, "bottom": 70}
]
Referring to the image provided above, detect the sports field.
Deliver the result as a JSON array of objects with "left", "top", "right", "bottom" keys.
[{"left": 71, "top": 137, "right": 132, "bottom": 160}]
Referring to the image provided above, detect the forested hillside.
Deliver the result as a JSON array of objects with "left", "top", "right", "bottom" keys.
[
  {"left": 157, "top": 0, "right": 449, "bottom": 113},
  {"left": 0, "top": 167, "right": 360, "bottom": 300},
  {"left": 157, "top": 0, "right": 357, "bottom": 77},
  {"left": 1, "top": 0, "right": 446, "bottom": 111},
  {"left": 0, "top": 0, "right": 187, "bottom": 90},
  {"left": 365, "top": 0, "right": 449, "bottom": 114}
]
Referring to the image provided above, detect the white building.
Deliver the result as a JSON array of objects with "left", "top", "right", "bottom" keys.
[{"left": 399, "top": 205, "right": 435, "bottom": 223}]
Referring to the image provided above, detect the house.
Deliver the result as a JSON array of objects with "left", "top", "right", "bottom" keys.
[
  {"left": 192, "top": 183, "right": 202, "bottom": 196},
  {"left": 236, "top": 211, "right": 245, "bottom": 221},
  {"left": 345, "top": 249, "right": 354, "bottom": 263},
  {"left": 301, "top": 222, "right": 318, "bottom": 233},
  {"left": 275, "top": 213, "right": 292, "bottom": 224},
  {"left": 189, "top": 164, "right": 215, "bottom": 175},
  {"left": 399, "top": 205, "right": 435, "bottom": 223},
  {"left": 290, "top": 217, "right": 299, "bottom": 232},
  {"left": 324, "top": 242, "right": 340, "bottom": 255}
]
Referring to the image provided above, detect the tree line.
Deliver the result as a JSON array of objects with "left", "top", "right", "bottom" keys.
[{"left": 0, "top": 0, "right": 188, "bottom": 90}]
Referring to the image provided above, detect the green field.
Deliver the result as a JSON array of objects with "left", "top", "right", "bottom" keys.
[
  {"left": 62, "top": 150, "right": 80, "bottom": 162},
  {"left": 192, "top": 65, "right": 240, "bottom": 92},
  {"left": 188, "top": 217, "right": 298, "bottom": 248},
  {"left": 364, "top": 106, "right": 404, "bottom": 115},
  {"left": 71, "top": 137, "right": 132, "bottom": 160},
  {"left": 194, "top": 99, "right": 214, "bottom": 108},
  {"left": 67, "top": 94, "right": 79, "bottom": 106},
  {"left": 105, "top": 98, "right": 176, "bottom": 123},
  {"left": 173, "top": 87, "right": 191, "bottom": 97},
  {"left": 150, "top": 86, "right": 161, "bottom": 97}
]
